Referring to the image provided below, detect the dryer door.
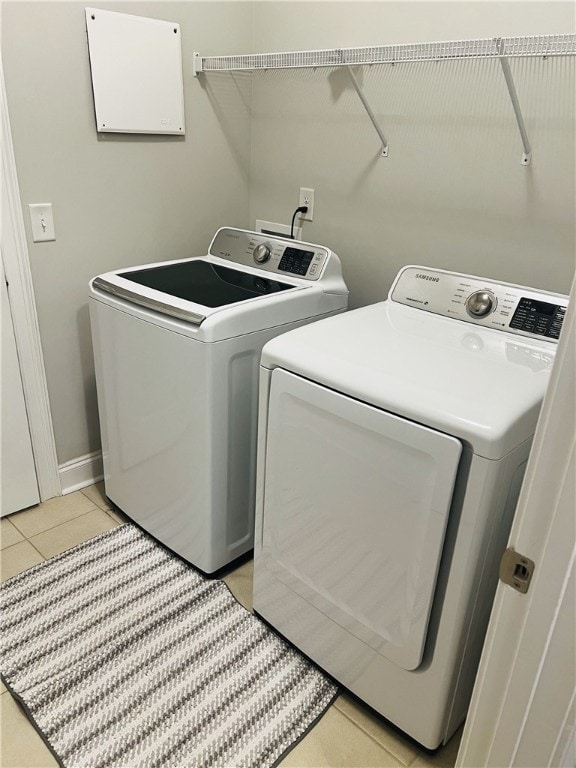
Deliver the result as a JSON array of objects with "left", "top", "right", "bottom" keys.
[{"left": 261, "top": 368, "right": 462, "bottom": 671}]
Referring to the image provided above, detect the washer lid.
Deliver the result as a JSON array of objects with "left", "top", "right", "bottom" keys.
[
  {"left": 93, "top": 257, "right": 299, "bottom": 326},
  {"left": 260, "top": 301, "right": 558, "bottom": 459},
  {"left": 90, "top": 227, "right": 348, "bottom": 339}
]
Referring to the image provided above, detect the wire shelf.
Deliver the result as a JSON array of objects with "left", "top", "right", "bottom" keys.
[
  {"left": 199, "top": 34, "right": 576, "bottom": 72},
  {"left": 193, "top": 33, "right": 575, "bottom": 165}
]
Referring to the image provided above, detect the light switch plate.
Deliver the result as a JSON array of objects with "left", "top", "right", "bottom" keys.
[{"left": 29, "top": 203, "right": 56, "bottom": 242}]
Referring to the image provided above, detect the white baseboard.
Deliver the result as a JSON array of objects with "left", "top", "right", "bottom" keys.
[{"left": 59, "top": 450, "right": 103, "bottom": 495}]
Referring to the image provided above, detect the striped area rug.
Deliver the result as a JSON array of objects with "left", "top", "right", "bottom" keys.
[{"left": 0, "top": 524, "right": 337, "bottom": 768}]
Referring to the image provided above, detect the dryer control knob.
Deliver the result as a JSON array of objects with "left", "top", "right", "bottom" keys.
[
  {"left": 253, "top": 244, "right": 272, "bottom": 264},
  {"left": 466, "top": 290, "right": 496, "bottom": 318}
]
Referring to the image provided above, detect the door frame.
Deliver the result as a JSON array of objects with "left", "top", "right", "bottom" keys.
[{"left": 1, "top": 62, "right": 60, "bottom": 501}]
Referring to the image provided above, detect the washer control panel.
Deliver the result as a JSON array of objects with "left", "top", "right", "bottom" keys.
[
  {"left": 209, "top": 227, "right": 329, "bottom": 281},
  {"left": 390, "top": 266, "right": 568, "bottom": 342}
]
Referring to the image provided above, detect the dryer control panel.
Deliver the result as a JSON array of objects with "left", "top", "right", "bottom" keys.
[{"left": 390, "top": 266, "right": 568, "bottom": 342}]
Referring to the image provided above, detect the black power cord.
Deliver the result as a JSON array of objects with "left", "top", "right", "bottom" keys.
[{"left": 290, "top": 205, "right": 308, "bottom": 240}]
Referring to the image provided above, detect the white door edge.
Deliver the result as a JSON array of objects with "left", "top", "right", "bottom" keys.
[
  {"left": 1, "top": 62, "right": 60, "bottom": 501},
  {"left": 456, "top": 278, "right": 576, "bottom": 768}
]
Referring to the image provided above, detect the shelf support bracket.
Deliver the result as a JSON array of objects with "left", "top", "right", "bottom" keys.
[
  {"left": 345, "top": 66, "right": 389, "bottom": 157},
  {"left": 497, "top": 39, "right": 532, "bottom": 165},
  {"left": 192, "top": 52, "right": 203, "bottom": 77}
]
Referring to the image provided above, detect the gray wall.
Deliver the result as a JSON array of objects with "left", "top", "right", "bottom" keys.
[
  {"left": 2, "top": 1, "right": 254, "bottom": 465},
  {"left": 3, "top": 1, "right": 576, "bottom": 471},
  {"left": 249, "top": 2, "right": 576, "bottom": 308}
]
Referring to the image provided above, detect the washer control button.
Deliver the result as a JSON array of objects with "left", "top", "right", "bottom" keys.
[
  {"left": 253, "top": 243, "right": 272, "bottom": 264},
  {"left": 466, "top": 290, "right": 496, "bottom": 318}
]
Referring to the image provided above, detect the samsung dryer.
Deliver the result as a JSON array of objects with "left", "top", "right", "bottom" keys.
[
  {"left": 253, "top": 265, "right": 567, "bottom": 749},
  {"left": 89, "top": 227, "right": 348, "bottom": 574}
]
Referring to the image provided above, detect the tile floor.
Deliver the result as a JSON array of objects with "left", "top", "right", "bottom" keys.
[{"left": 1, "top": 484, "right": 462, "bottom": 768}]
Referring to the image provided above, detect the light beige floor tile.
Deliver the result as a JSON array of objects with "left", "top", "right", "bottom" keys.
[
  {"left": 222, "top": 559, "right": 254, "bottom": 611},
  {"left": 410, "top": 725, "right": 463, "bottom": 768},
  {"left": 279, "top": 705, "right": 407, "bottom": 767},
  {"left": 29, "top": 509, "right": 119, "bottom": 560},
  {"left": 1, "top": 541, "right": 44, "bottom": 582},
  {"left": 335, "top": 695, "right": 418, "bottom": 766},
  {"left": 1, "top": 519, "right": 25, "bottom": 550},
  {"left": 9, "top": 491, "right": 97, "bottom": 538},
  {"left": 1, "top": 691, "right": 59, "bottom": 767},
  {"left": 81, "top": 481, "right": 112, "bottom": 511}
]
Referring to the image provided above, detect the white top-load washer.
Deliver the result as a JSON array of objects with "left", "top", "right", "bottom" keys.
[
  {"left": 253, "top": 265, "right": 567, "bottom": 749},
  {"left": 89, "top": 227, "right": 348, "bottom": 574}
]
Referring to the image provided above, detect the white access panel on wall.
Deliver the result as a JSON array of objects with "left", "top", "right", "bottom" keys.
[{"left": 85, "top": 8, "right": 185, "bottom": 135}]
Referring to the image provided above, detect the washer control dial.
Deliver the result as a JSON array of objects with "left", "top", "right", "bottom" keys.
[
  {"left": 253, "top": 243, "right": 272, "bottom": 264},
  {"left": 466, "top": 290, "right": 497, "bottom": 318}
]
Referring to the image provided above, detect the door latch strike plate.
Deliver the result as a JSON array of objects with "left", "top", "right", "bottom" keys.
[{"left": 499, "top": 548, "right": 535, "bottom": 594}]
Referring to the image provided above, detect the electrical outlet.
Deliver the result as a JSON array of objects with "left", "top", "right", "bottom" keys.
[{"left": 299, "top": 187, "right": 314, "bottom": 221}]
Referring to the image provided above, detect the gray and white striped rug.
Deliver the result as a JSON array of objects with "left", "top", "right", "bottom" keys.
[{"left": 0, "top": 524, "right": 337, "bottom": 768}]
